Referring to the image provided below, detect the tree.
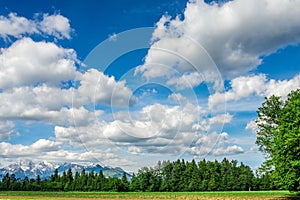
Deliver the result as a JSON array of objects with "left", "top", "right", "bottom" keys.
[
  {"left": 273, "top": 89, "right": 300, "bottom": 191},
  {"left": 256, "top": 89, "right": 300, "bottom": 191},
  {"left": 120, "top": 172, "right": 129, "bottom": 191},
  {"left": 256, "top": 95, "right": 282, "bottom": 170},
  {"left": 129, "top": 173, "right": 139, "bottom": 191}
]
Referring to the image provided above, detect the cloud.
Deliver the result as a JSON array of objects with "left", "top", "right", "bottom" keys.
[
  {"left": 208, "top": 113, "right": 233, "bottom": 127},
  {"left": 0, "top": 38, "right": 78, "bottom": 89},
  {"left": 0, "top": 65, "right": 133, "bottom": 128},
  {"left": 0, "top": 13, "right": 38, "bottom": 39},
  {"left": 76, "top": 69, "right": 136, "bottom": 106},
  {"left": 0, "top": 139, "right": 61, "bottom": 158},
  {"left": 208, "top": 73, "right": 300, "bottom": 109},
  {"left": 0, "top": 12, "right": 72, "bottom": 40},
  {"left": 168, "top": 93, "right": 188, "bottom": 105},
  {"left": 0, "top": 140, "right": 128, "bottom": 166},
  {"left": 128, "top": 146, "right": 142, "bottom": 155},
  {"left": 265, "top": 74, "right": 300, "bottom": 98},
  {"left": 39, "top": 14, "right": 72, "bottom": 39},
  {"left": 213, "top": 145, "right": 244, "bottom": 156},
  {"left": 30, "top": 139, "right": 62, "bottom": 152},
  {"left": 0, "top": 85, "right": 103, "bottom": 126},
  {"left": 187, "top": 132, "right": 244, "bottom": 156},
  {"left": 136, "top": 0, "right": 300, "bottom": 83},
  {"left": 54, "top": 102, "right": 200, "bottom": 153},
  {"left": 102, "top": 102, "right": 201, "bottom": 142},
  {"left": 54, "top": 101, "right": 242, "bottom": 157},
  {"left": 166, "top": 72, "right": 204, "bottom": 90}
]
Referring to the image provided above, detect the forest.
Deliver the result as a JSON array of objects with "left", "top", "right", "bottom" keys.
[{"left": 0, "top": 158, "right": 276, "bottom": 192}]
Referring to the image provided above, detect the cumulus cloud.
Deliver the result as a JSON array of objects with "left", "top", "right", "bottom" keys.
[
  {"left": 0, "top": 139, "right": 61, "bottom": 158},
  {"left": 168, "top": 93, "right": 188, "bottom": 105},
  {"left": 167, "top": 72, "right": 204, "bottom": 90},
  {"left": 136, "top": 0, "right": 300, "bottom": 84},
  {"left": 0, "top": 140, "right": 128, "bottom": 166},
  {"left": 0, "top": 12, "right": 72, "bottom": 40},
  {"left": 39, "top": 14, "right": 72, "bottom": 39},
  {"left": 76, "top": 69, "right": 136, "bottom": 106},
  {"left": 187, "top": 132, "right": 244, "bottom": 156},
  {"left": 0, "top": 38, "right": 78, "bottom": 89},
  {"left": 208, "top": 73, "right": 300, "bottom": 109},
  {"left": 209, "top": 113, "right": 233, "bottom": 127},
  {"left": 0, "top": 85, "right": 105, "bottom": 127},
  {"left": 0, "top": 13, "right": 38, "bottom": 39},
  {"left": 53, "top": 100, "right": 241, "bottom": 158}
]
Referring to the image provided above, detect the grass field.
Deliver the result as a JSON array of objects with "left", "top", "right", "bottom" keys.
[{"left": 0, "top": 191, "right": 299, "bottom": 200}]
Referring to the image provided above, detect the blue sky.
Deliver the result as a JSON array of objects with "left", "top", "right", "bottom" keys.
[{"left": 0, "top": 0, "right": 299, "bottom": 172}]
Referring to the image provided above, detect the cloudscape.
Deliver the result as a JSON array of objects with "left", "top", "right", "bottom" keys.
[{"left": 0, "top": 0, "right": 299, "bottom": 172}]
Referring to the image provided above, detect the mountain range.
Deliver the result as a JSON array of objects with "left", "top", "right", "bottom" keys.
[{"left": 0, "top": 160, "right": 131, "bottom": 180}]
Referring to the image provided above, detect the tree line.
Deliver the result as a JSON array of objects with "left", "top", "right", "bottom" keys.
[{"left": 0, "top": 158, "right": 276, "bottom": 192}]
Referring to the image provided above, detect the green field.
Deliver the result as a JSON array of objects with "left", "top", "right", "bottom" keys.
[{"left": 0, "top": 191, "right": 299, "bottom": 200}]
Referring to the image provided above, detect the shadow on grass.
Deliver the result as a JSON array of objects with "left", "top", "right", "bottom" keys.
[{"left": 280, "top": 193, "right": 300, "bottom": 200}]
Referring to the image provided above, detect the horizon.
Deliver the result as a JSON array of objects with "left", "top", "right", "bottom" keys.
[{"left": 0, "top": 0, "right": 300, "bottom": 172}]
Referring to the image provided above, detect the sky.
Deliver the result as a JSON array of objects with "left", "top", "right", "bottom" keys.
[{"left": 0, "top": 0, "right": 299, "bottom": 172}]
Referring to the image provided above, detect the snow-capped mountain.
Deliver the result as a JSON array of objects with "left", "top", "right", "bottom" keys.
[{"left": 0, "top": 160, "right": 131, "bottom": 180}]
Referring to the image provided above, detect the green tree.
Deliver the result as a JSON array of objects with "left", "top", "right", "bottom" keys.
[
  {"left": 120, "top": 172, "right": 129, "bottom": 191},
  {"left": 256, "top": 95, "right": 282, "bottom": 170},
  {"left": 273, "top": 89, "right": 300, "bottom": 191},
  {"left": 256, "top": 89, "right": 300, "bottom": 191},
  {"left": 129, "top": 173, "right": 139, "bottom": 191},
  {"left": 137, "top": 167, "right": 151, "bottom": 191},
  {"left": 96, "top": 170, "right": 106, "bottom": 191},
  {"left": 185, "top": 160, "right": 199, "bottom": 191},
  {"left": 1, "top": 173, "right": 10, "bottom": 190}
]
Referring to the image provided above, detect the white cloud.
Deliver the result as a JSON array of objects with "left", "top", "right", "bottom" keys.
[
  {"left": 76, "top": 69, "right": 136, "bottom": 106},
  {"left": 30, "top": 139, "right": 62, "bottom": 151},
  {"left": 0, "top": 13, "right": 38, "bottom": 39},
  {"left": 64, "top": 102, "right": 241, "bottom": 157},
  {"left": 54, "top": 102, "right": 202, "bottom": 153},
  {"left": 167, "top": 72, "right": 204, "bottom": 90},
  {"left": 209, "top": 73, "right": 300, "bottom": 109},
  {"left": 0, "top": 139, "right": 61, "bottom": 158},
  {"left": 39, "top": 14, "right": 72, "bottom": 39},
  {"left": 209, "top": 113, "right": 233, "bottom": 127},
  {"left": 187, "top": 132, "right": 244, "bottom": 156},
  {"left": 265, "top": 74, "right": 300, "bottom": 98},
  {"left": 168, "top": 93, "right": 188, "bottom": 105},
  {"left": 0, "top": 83, "right": 106, "bottom": 128},
  {"left": 136, "top": 0, "right": 300, "bottom": 83},
  {"left": 208, "top": 74, "right": 266, "bottom": 109},
  {"left": 213, "top": 145, "right": 244, "bottom": 156},
  {"left": 0, "top": 12, "right": 72, "bottom": 40},
  {"left": 0, "top": 140, "right": 129, "bottom": 166},
  {"left": 128, "top": 146, "right": 142, "bottom": 155},
  {"left": 0, "top": 38, "right": 78, "bottom": 89}
]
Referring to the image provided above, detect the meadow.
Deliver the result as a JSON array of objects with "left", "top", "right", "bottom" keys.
[{"left": 0, "top": 191, "right": 299, "bottom": 200}]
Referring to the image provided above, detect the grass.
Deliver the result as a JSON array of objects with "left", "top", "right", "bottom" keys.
[{"left": 0, "top": 191, "right": 298, "bottom": 200}]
